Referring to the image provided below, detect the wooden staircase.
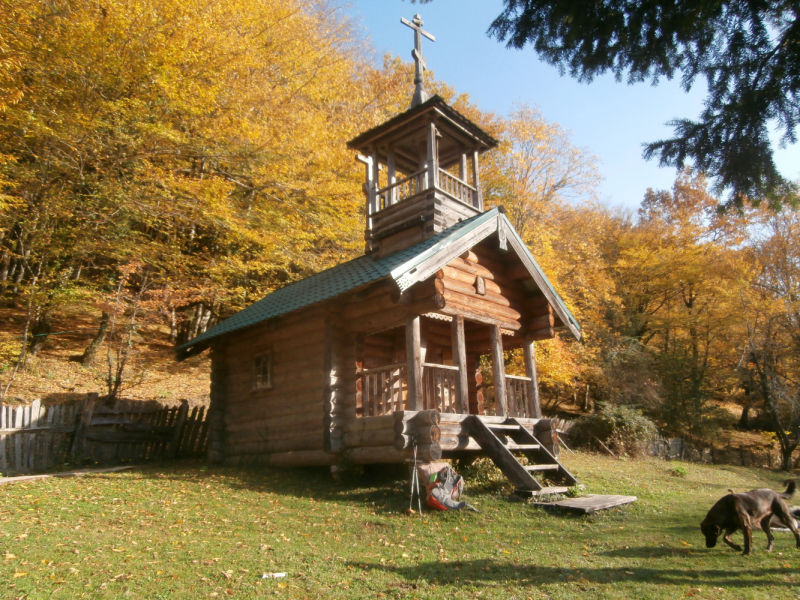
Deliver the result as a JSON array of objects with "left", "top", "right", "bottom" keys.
[{"left": 468, "top": 416, "right": 577, "bottom": 496}]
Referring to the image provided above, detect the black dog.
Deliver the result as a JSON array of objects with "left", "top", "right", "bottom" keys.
[{"left": 700, "top": 480, "right": 800, "bottom": 555}]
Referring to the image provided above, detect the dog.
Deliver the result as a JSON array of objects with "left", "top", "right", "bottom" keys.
[{"left": 700, "top": 480, "right": 800, "bottom": 555}]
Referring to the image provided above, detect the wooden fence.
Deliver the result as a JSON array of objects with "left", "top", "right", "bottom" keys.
[{"left": 0, "top": 394, "right": 209, "bottom": 477}]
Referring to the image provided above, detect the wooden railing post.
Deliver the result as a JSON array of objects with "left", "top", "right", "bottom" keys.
[
  {"left": 490, "top": 326, "right": 507, "bottom": 416},
  {"left": 406, "top": 316, "right": 422, "bottom": 411},
  {"left": 168, "top": 400, "right": 190, "bottom": 459},
  {"left": 524, "top": 338, "right": 542, "bottom": 418},
  {"left": 70, "top": 392, "right": 98, "bottom": 463},
  {"left": 451, "top": 315, "right": 469, "bottom": 414}
]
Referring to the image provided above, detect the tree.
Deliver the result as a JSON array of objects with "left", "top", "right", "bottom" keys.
[{"left": 487, "top": 0, "right": 800, "bottom": 209}]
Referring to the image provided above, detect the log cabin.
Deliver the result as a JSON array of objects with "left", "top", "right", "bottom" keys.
[{"left": 177, "top": 16, "right": 580, "bottom": 495}]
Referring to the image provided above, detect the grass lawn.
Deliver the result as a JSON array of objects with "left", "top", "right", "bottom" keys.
[{"left": 1, "top": 453, "right": 799, "bottom": 599}]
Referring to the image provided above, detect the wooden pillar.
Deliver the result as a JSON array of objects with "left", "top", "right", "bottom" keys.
[
  {"left": 370, "top": 149, "right": 380, "bottom": 213},
  {"left": 459, "top": 152, "right": 467, "bottom": 181},
  {"left": 451, "top": 315, "right": 469, "bottom": 414},
  {"left": 406, "top": 315, "right": 422, "bottom": 411},
  {"left": 208, "top": 345, "right": 228, "bottom": 464},
  {"left": 467, "top": 352, "right": 483, "bottom": 414},
  {"left": 523, "top": 338, "right": 542, "bottom": 418},
  {"left": 472, "top": 150, "right": 482, "bottom": 210},
  {"left": 490, "top": 326, "right": 507, "bottom": 416},
  {"left": 361, "top": 155, "right": 373, "bottom": 231},
  {"left": 427, "top": 121, "right": 438, "bottom": 189},
  {"left": 387, "top": 151, "right": 396, "bottom": 206}
]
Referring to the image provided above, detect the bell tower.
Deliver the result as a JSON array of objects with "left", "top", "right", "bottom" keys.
[{"left": 347, "top": 14, "right": 498, "bottom": 257}]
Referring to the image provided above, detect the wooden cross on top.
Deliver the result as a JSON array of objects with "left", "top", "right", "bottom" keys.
[{"left": 401, "top": 14, "right": 435, "bottom": 108}]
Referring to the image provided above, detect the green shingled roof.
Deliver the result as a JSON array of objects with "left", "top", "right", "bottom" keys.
[
  {"left": 178, "top": 209, "right": 500, "bottom": 354},
  {"left": 177, "top": 206, "right": 581, "bottom": 357}
]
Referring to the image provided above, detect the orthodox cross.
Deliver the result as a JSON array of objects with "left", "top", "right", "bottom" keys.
[{"left": 401, "top": 14, "right": 435, "bottom": 107}]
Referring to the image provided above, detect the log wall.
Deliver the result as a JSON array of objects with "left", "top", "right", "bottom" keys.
[{"left": 220, "top": 308, "right": 332, "bottom": 466}]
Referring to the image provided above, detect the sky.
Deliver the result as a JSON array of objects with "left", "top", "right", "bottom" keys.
[{"left": 344, "top": 0, "right": 800, "bottom": 209}]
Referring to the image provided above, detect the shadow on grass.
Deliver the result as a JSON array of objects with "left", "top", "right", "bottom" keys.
[{"left": 350, "top": 558, "right": 798, "bottom": 589}]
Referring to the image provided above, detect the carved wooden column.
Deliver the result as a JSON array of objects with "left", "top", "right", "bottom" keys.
[
  {"left": 523, "top": 338, "right": 542, "bottom": 418},
  {"left": 387, "top": 150, "right": 396, "bottom": 206},
  {"left": 427, "top": 121, "right": 438, "bottom": 189},
  {"left": 451, "top": 315, "right": 469, "bottom": 414},
  {"left": 405, "top": 315, "right": 422, "bottom": 411},
  {"left": 472, "top": 150, "right": 482, "bottom": 210},
  {"left": 490, "top": 325, "right": 507, "bottom": 416},
  {"left": 370, "top": 149, "right": 380, "bottom": 213}
]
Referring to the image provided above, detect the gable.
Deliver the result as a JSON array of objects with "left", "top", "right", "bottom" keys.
[{"left": 177, "top": 207, "right": 580, "bottom": 359}]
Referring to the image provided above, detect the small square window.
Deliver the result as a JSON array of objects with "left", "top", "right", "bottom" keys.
[{"left": 253, "top": 352, "right": 273, "bottom": 390}]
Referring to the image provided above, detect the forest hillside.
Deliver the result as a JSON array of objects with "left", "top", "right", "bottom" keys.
[{"left": 2, "top": 0, "right": 799, "bottom": 466}]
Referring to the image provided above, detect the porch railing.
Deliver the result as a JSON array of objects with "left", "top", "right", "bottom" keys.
[
  {"left": 505, "top": 374, "right": 533, "bottom": 418},
  {"left": 361, "top": 362, "right": 407, "bottom": 416},
  {"left": 437, "top": 169, "right": 476, "bottom": 206},
  {"left": 421, "top": 363, "right": 459, "bottom": 413},
  {"left": 376, "top": 168, "right": 426, "bottom": 211}
]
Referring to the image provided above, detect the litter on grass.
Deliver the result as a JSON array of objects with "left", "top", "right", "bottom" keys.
[{"left": 262, "top": 573, "right": 287, "bottom": 579}]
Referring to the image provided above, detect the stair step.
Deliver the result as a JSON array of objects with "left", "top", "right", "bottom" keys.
[
  {"left": 524, "top": 464, "right": 560, "bottom": 472},
  {"left": 506, "top": 444, "right": 540, "bottom": 451},
  {"left": 488, "top": 424, "right": 521, "bottom": 431}
]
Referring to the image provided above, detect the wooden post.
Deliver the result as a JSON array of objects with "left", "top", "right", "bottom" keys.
[
  {"left": 459, "top": 152, "right": 467, "bottom": 181},
  {"left": 406, "top": 315, "right": 422, "bottom": 411},
  {"left": 523, "top": 338, "right": 542, "bottom": 418},
  {"left": 490, "top": 326, "right": 507, "bottom": 416},
  {"left": 387, "top": 151, "right": 396, "bottom": 206},
  {"left": 208, "top": 346, "right": 228, "bottom": 464},
  {"left": 168, "top": 400, "right": 190, "bottom": 459},
  {"left": 451, "top": 315, "right": 469, "bottom": 414},
  {"left": 371, "top": 149, "right": 380, "bottom": 212},
  {"left": 427, "top": 121, "right": 438, "bottom": 189},
  {"left": 70, "top": 392, "right": 98, "bottom": 463},
  {"left": 472, "top": 150, "right": 482, "bottom": 210}
]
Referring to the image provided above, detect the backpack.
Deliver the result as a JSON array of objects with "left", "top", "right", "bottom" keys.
[{"left": 425, "top": 465, "right": 466, "bottom": 511}]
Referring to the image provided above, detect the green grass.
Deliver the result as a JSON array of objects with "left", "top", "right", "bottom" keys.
[{"left": 1, "top": 453, "right": 799, "bottom": 599}]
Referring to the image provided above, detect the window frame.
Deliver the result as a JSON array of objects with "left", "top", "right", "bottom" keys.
[{"left": 252, "top": 350, "right": 273, "bottom": 391}]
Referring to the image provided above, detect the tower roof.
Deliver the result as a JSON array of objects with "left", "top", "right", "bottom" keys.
[{"left": 347, "top": 95, "right": 499, "bottom": 173}]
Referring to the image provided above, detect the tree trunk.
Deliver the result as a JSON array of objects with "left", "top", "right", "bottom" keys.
[
  {"left": 29, "top": 312, "right": 52, "bottom": 356},
  {"left": 80, "top": 312, "right": 110, "bottom": 365}
]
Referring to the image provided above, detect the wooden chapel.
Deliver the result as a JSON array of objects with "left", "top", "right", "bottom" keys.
[{"left": 178, "top": 15, "right": 579, "bottom": 494}]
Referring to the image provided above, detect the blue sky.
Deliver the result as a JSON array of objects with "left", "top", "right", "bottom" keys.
[{"left": 344, "top": 0, "right": 799, "bottom": 209}]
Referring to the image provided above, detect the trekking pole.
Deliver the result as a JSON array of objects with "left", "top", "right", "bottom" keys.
[{"left": 409, "top": 435, "right": 422, "bottom": 516}]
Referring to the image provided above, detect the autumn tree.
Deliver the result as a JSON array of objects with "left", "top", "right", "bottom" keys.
[{"left": 488, "top": 0, "right": 800, "bottom": 209}]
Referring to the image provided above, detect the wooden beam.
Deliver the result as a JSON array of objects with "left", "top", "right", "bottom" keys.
[
  {"left": 370, "top": 149, "right": 380, "bottom": 214},
  {"left": 451, "top": 315, "right": 469, "bottom": 414},
  {"left": 472, "top": 150, "right": 482, "bottom": 210},
  {"left": 406, "top": 315, "right": 422, "bottom": 411},
  {"left": 427, "top": 121, "right": 438, "bottom": 189},
  {"left": 387, "top": 151, "right": 396, "bottom": 206},
  {"left": 524, "top": 339, "right": 542, "bottom": 418},
  {"left": 490, "top": 325, "right": 507, "bottom": 416}
]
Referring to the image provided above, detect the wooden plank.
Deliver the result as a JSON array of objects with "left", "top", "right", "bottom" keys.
[
  {"left": 531, "top": 494, "right": 637, "bottom": 514},
  {"left": 70, "top": 394, "right": 98, "bottom": 463},
  {"left": 14, "top": 405, "right": 22, "bottom": 473},
  {"left": 490, "top": 325, "right": 507, "bottom": 417},
  {"left": 168, "top": 401, "right": 190, "bottom": 458},
  {"left": 0, "top": 465, "right": 136, "bottom": 485},
  {"left": 0, "top": 434, "right": 6, "bottom": 477}
]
